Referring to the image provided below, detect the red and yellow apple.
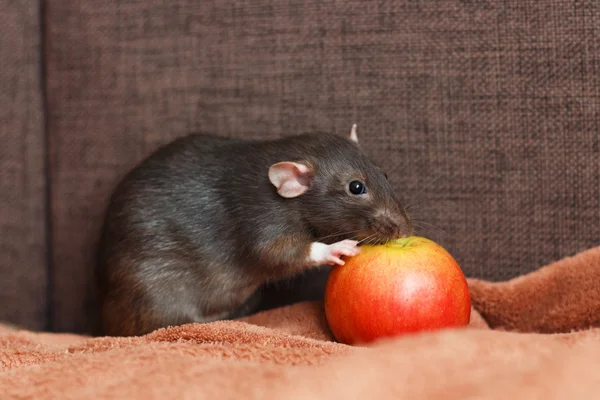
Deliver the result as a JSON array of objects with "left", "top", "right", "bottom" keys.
[{"left": 324, "top": 236, "right": 471, "bottom": 345}]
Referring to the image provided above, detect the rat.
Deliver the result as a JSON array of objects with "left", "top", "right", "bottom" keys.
[{"left": 96, "top": 125, "right": 413, "bottom": 336}]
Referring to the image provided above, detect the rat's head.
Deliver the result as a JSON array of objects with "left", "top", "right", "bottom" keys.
[{"left": 268, "top": 125, "right": 413, "bottom": 245}]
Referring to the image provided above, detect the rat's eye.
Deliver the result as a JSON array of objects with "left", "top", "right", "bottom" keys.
[{"left": 349, "top": 180, "right": 367, "bottom": 195}]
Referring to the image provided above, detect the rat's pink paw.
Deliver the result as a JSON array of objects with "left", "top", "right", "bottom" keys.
[{"left": 308, "top": 240, "right": 360, "bottom": 266}]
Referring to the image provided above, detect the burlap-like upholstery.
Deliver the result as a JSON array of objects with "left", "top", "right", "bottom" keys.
[
  {"left": 45, "top": 1, "right": 600, "bottom": 333},
  {"left": 0, "top": 1, "right": 46, "bottom": 330}
]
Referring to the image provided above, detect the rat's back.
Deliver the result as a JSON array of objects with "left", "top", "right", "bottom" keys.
[
  {"left": 100, "top": 132, "right": 244, "bottom": 259},
  {"left": 96, "top": 133, "right": 262, "bottom": 336}
]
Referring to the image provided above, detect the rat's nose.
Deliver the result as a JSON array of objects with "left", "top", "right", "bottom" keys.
[
  {"left": 374, "top": 207, "right": 413, "bottom": 239},
  {"left": 379, "top": 214, "right": 413, "bottom": 239},
  {"left": 392, "top": 216, "right": 413, "bottom": 238},
  {"left": 397, "top": 204, "right": 414, "bottom": 237}
]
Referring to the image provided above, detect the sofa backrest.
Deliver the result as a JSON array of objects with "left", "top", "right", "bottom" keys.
[
  {"left": 0, "top": 0, "right": 46, "bottom": 331},
  {"left": 2, "top": 0, "right": 599, "bottom": 333}
]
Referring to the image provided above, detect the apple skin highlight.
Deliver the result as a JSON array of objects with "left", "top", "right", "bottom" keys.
[{"left": 324, "top": 236, "right": 471, "bottom": 345}]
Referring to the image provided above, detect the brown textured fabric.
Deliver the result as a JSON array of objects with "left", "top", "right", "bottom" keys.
[
  {"left": 0, "top": 0, "right": 47, "bottom": 330},
  {"left": 1, "top": 244, "right": 600, "bottom": 398},
  {"left": 44, "top": 1, "right": 600, "bottom": 333}
]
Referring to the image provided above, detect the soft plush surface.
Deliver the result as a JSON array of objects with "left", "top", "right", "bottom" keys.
[{"left": 2, "top": 244, "right": 600, "bottom": 399}]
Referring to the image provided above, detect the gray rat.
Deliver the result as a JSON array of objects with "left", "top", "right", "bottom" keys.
[{"left": 96, "top": 125, "right": 413, "bottom": 336}]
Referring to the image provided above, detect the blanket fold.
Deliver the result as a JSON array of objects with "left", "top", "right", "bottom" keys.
[
  {"left": 2, "top": 245, "right": 600, "bottom": 399},
  {"left": 468, "top": 245, "right": 600, "bottom": 333}
]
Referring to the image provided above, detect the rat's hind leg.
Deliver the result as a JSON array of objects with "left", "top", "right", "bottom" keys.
[
  {"left": 99, "top": 271, "right": 221, "bottom": 337},
  {"left": 225, "top": 288, "right": 264, "bottom": 319},
  {"left": 100, "top": 289, "right": 191, "bottom": 336}
]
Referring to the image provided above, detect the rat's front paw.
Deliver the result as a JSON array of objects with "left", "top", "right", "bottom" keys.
[{"left": 308, "top": 240, "right": 360, "bottom": 266}]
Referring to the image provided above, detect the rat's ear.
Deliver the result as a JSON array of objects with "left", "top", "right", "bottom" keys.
[
  {"left": 268, "top": 161, "right": 313, "bottom": 198},
  {"left": 348, "top": 123, "right": 359, "bottom": 144}
]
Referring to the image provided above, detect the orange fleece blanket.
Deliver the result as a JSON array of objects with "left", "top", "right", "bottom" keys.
[{"left": 2, "top": 245, "right": 600, "bottom": 399}]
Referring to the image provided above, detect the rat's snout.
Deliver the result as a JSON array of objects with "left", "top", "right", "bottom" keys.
[
  {"left": 390, "top": 214, "right": 413, "bottom": 239},
  {"left": 373, "top": 208, "right": 413, "bottom": 240}
]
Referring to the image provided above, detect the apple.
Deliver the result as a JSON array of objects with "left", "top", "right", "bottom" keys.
[{"left": 324, "top": 236, "right": 471, "bottom": 345}]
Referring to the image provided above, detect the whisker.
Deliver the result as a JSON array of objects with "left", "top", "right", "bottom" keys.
[
  {"left": 357, "top": 234, "right": 373, "bottom": 245},
  {"left": 358, "top": 233, "right": 377, "bottom": 245},
  {"left": 364, "top": 233, "right": 380, "bottom": 246},
  {"left": 412, "top": 220, "right": 451, "bottom": 238},
  {"left": 404, "top": 173, "right": 444, "bottom": 209},
  {"left": 368, "top": 236, "right": 381, "bottom": 245},
  {"left": 316, "top": 229, "right": 365, "bottom": 241},
  {"left": 404, "top": 203, "right": 422, "bottom": 212}
]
